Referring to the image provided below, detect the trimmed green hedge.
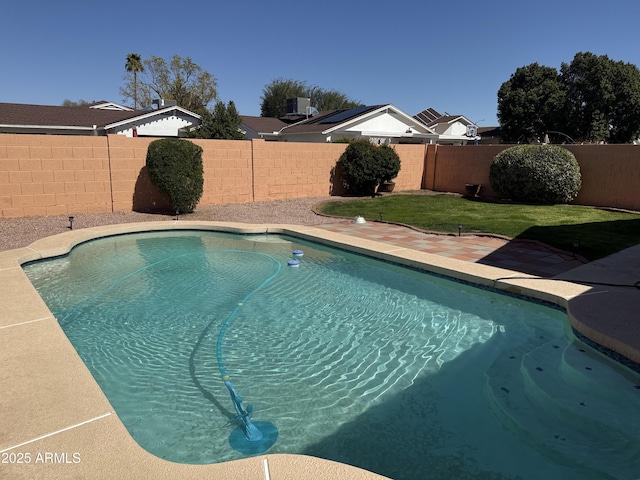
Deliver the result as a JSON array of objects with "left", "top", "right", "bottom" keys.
[
  {"left": 146, "top": 138, "right": 204, "bottom": 213},
  {"left": 489, "top": 144, "right": 581, "bottom": 204},
  {"left": 336, "top": 140, "right": 401, "bottom": 196}
]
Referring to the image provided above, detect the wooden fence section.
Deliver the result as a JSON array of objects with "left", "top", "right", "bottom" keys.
[{"left": 1, "top": 134, "right": 639, "bottom": 218}]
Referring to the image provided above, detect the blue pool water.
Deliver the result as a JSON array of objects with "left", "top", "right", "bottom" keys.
[{"left": 23, "top": 231, "right": 640, "bottom": 480}]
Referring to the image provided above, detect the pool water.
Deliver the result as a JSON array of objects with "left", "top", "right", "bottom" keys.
[{"left": 24, "top": 231, "right": 640, "bottom": 480}]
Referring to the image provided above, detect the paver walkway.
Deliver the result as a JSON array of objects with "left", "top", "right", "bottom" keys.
[{"left": 315, "top": 220, "right": 587, "bottom": 278}]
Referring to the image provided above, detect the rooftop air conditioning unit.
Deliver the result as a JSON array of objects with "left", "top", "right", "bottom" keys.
[
  {"left": 286, "top": 97, "right": 311, "bottom": 115},
  {"left": 153, "top": 99, "right": 178, "bottom": 109}
]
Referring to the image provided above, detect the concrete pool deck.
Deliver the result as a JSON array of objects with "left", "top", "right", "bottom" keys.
[{"left": 0, "top": 221, "right": 638, "bottom": 479}]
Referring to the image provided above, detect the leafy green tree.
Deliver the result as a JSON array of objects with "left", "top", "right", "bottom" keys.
[
  {"left": 497, "top": 63, "right": 565, "bottom": 143},
  {"left": 61, "top": 99, "right": 90, "bottom": 106},
  {"left": 120, "top": 54, "right": 217, "bottom": 111},
  {"left": 260, "top": 78, "right": 362, "bottom": 117},
  {"left": 260, "top": 78, "right": 308, "bottom": 117},
  {"left": 125, "top": 53, "right": 144, "bottom": 109},
  {"left": 191, "top": 101, "right": 245, "bottom": 140},
  {"left": 561, "top": 52, "right": 640, "bottom": 143},
  {"left": 306, "top": 85, "right": 362, "bottom": 112},
  {"left": 498, "top": 52, "right": 640, "bottom": 144}
]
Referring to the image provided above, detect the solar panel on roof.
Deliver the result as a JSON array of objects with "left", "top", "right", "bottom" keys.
[{"left": 318, "top": 105, "right": 373, "bottom": 124}]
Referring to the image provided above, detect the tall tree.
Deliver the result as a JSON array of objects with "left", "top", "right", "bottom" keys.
[
  {"left": 61, "top": 99, "right": 90, "bottom": 106},
  {"left": 498, "top": 52, "right": 640, "bottom": 144},
  {"left": 260, "top": 78, "right": 362, "bottom": 117},
  {"left": 120, "top": 54, "right": 217, "bottom": 111},
  {"left": 312, "top": 87, "right": 362, "bottom": 112},
  {"left": 125, "top": 53, "right": 144, "bottom": 109},
  {"left": 561, "top": 52, "right": 640, "bottom": 143},
  {"left": 191, "top": 101, "right": 245, "bottom": 140},
  {"left": 260, "top": 78, "right": 307, "bottom": 117},
  {"left": 497, "top": 63, "right": 565, "bottom": 143}
]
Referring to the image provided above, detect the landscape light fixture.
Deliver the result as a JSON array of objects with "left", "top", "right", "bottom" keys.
[
  {"left": 379, "top": 212, "right": 384, "bottom": 222},
  {"left": 458, "top": 224, "right": 463, "bottom": 236},
  {"left": 68, "top": 216, "right": 74, "bottom": 230},
  {"left": 175, "top": 210, "right": 179, "bottom": 221}
]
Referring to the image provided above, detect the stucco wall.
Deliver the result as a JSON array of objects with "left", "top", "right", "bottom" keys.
[{"left": 2, "top": 134, "right": 640, "bottom": 218}]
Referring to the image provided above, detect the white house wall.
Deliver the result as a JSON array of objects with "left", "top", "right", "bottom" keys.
[
  {"left": 117, "top": 113, "right": 196, "bottom": 137},
  {"left": 434, "top": 121, "right": 469, "bottom": 136},
  {"left": 343, "top": 111, "right": 413, "bottom": 135}
]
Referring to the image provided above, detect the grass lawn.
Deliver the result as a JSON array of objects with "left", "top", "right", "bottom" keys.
[{"left": 316, "top": 194, "right": 640, "bottom": 261}]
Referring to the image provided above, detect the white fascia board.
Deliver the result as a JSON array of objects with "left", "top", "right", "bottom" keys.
[
  {"left": 0, "top": 124, "right": 99, "bottom": 131},
  {"left": 362, "top": 131, "right": 438, "bottom": 140},
  {"left": 437, "top": 133, "right": 474, "bottom": 141},
  {"left": 449, "top": 116, "right": 473, "bottom": 126},
  {"left": 90, "top": 102, "right": 133, "bottom": 111},
  {"left": 104, "top": 106, "right": 201, "bottom": 129}
]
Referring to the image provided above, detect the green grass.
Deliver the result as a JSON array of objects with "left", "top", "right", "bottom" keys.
[{"left": 317, "top": 194, "right": 640, "bottom": 260}]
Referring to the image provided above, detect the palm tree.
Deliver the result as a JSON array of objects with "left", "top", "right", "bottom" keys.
[{"left": 125, "top": 53, "right": 144, "bottom": 109}]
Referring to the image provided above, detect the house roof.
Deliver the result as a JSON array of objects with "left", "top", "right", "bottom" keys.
[
  {"left": 276, "top": 105, "right": 438, "bottom": 137},
  {"left": 240, "top": 115, "right": 288, "bottom": 134},
  {"left": 413, "top": 107, "right": 473, "bottom": 128},
  {"left": 413, "top": 108, "right": 442, "bottom": 126},
  {"left": 276, "top": 105, "right": 384, "bottom": 134},
  {"left": 0, "top": 101, "right": 200, "bottom": 133},
  {"left": 0, "top": 101, "right": 143, "bottom": 129}
]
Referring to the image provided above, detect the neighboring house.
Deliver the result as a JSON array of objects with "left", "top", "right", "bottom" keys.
[
  {"left": 0, "top": 100, "right": 201, "bottom": 137},
  {"left": 242, "top": 104, "right": 439, "bottom": 144},
  {"left": 240, "top": 116, "right": 289, "bottom": 140},
  {"left": 477, "top": 126, "right": 502, "bottom": 144},
  {"left": 413, "top": 107, "right": 480, "bottom": 144}
]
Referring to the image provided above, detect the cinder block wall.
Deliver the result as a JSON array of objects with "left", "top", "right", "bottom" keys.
[
  {"left": 429, "top": 144, "right": 640, "bottom": 210},
  {"left": 252, "top": 140, "right": 347, "bottom": 200},
  {"left": 2, "top": 134, "right": 640, "bottom": 218},
  {"left": 565, "top": 145, "right": 640, "bottom": 210},
  {"left": 0, "top": 135, "right": 111, "bottom": 217}
]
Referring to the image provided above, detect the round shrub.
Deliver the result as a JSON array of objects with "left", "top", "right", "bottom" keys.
[
  {"left": 146, "top": 138, "right": 204, "bottom": 213},
  {"left": 336, "top": 140, "right": 401, "bottom": 196},
  {"left": 489, "top": 144, "right": 581, "bottom": 204}
]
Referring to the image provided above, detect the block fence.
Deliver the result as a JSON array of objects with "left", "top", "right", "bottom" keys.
[
  {"left": 425, "top": 144, "right": 640, "bottom": 211},
  {"left": 1, "top": 134, "right": 639, "bottom": 218}
]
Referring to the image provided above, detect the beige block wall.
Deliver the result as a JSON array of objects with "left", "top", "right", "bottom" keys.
[
  {"left": 0, "top": 135, "right": 111, "bottom": 217},
  {"left": 429, "top": 144, "right": 640, "bottom": 210},
  {"left": 252, "top": 140, "right": 347, "bottom": 201},
  {"left": 196, "top": 138, "right": 253, "bottom": 205},
  {"left": 391, "top": 144, "right": 428, "bottom": 191},
  {"left": 565, "top": 145, "right": 640, "bottom": 211},
  {"left": 427, "top": 145, "right": 505, "bottom": 198},
  {"left": 2, "top": 134, "right": 640, "bottom": 218}
]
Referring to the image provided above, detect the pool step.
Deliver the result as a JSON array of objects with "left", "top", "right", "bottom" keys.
[
  {"left": 484, "top": 340, "right": 640, "bottom": 477},
  {"left": 521, "top": 342, "right": 640, "bottom": 436}
]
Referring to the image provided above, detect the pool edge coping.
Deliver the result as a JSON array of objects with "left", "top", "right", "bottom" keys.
[{"left": 0, "top": 221, "right": 636, "bottom": 479}]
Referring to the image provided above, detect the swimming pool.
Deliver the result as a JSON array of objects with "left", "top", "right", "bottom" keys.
[{"left": 23, "top": 230, "right": 640, "bottom": 480}]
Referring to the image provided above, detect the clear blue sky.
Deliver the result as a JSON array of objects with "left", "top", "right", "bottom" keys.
[{"left": 3, "top": 0, "right": 640, "bottom": 126}]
